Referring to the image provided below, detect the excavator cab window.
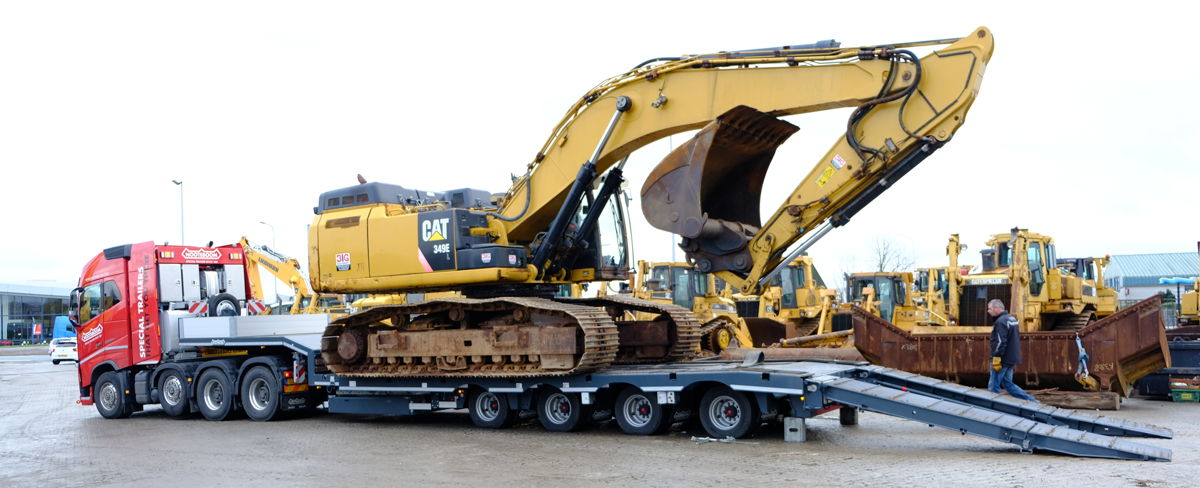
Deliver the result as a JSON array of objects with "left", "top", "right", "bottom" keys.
[
  {"left": 937, "top": 269, "right": 949, "bottom": 300},
  {"left": 1027, "top": 243, "right": 1045, "bottom": 296},
  {"left": 810, "top": 265, "right": 826, "bottom": 288},
  {"left": 593, "top": 189, "right": 630, "bottom": 280},
  {"left": 647, "top": 266, "right": 672, "bottom": 300}
]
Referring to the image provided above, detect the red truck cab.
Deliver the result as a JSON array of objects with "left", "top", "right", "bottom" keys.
[{"left": 69, "top": 242, "right": 252, "bottom": 408}]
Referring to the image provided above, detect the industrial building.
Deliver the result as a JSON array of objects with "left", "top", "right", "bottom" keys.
[{"left": 0, "top": 282, "right": 71, "bottom": 344}]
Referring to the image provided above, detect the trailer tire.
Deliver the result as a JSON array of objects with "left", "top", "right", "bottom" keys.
[
  {"left": 197, "top": 369, "right": 236, "bottom": 421},
  {"left": 536, "top": 388, "right": 590, "bottom": 432},
  {"left": 94, "top": 371, "right": 133, "bottom": 419},
  {"left": 614, "top": 387, "right": 672, "bottom": 435},
  {"left": 158, "top": 370, "right": 190, "bottom": 418},
  {"left": 467, "top": 389, "right": 515, "bottom": 429},
  {"left": 207, "top": 293, "right": 241, "bottom": 317},
  {"left": 698, "top": 386, "right": 759, "bottom": 438},
  {"left": 240, "top": 367, "right": 281, "bottom": 422}
]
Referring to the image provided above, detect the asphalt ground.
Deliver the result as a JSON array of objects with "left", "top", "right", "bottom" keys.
[{"left": 1, "top": 356, "right": 1196, "bottom": 487}]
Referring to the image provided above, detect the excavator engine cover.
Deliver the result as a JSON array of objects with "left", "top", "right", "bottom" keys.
[{"left": 641, "top": 105, "right": 798, "bottom": 273}]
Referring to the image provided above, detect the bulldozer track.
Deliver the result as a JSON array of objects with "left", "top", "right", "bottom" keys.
[
  {"left": 1052, "top": 312, "right": 1096, "bottom": 331},
  {"left": 557, "top": 295, "right": 702, "bottom": 363},
  {"left": 320, "top": 297, "right": 619, "bottom": 378}
]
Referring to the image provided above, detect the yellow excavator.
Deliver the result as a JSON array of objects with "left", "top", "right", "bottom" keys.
[
  {"left": 309, "top": 28, "right": 994, "bottom": 378},
  {"left": 239, "top": 237, "right": 349, "bottom": 316}
]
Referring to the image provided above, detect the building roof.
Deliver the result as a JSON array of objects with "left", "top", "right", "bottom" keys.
[
  {"left": 1105, "top": 252, "right": 1198, "bottom": 288},
  {"left": 0, "top": 282, "right": 74, "bottom": 297}
]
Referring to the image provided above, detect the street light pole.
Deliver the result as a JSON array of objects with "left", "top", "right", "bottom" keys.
[
  {"left": 172, "top": 180, "right": 184, "bottom": 244},
  {"left": 259, "top": 221, "right": 277, "bottom": 304}
]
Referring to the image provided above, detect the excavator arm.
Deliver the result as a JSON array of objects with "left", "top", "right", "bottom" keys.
[
  {"left": 241, "top": 237, "right": 319, "bottom": 315},
  {"left": 497, "top": 28, "right": 991, "bottom": 293}
]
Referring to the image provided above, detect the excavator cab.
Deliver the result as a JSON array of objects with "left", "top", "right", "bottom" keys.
[{"left": 848, "top": 273, "right": 909, "bottom": 323}]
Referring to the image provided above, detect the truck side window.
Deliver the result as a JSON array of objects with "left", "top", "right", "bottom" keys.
[{"left": 78, "top": 280, "right": 122, "bottom": 323}]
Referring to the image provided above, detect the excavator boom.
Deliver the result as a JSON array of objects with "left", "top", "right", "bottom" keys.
[{"left": 639, "top": 29, "right": 992, "bottom": 293}]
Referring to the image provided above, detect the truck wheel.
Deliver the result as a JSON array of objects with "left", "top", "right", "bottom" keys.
[
  {"left": 52, "top": 360, "right": 61, "bottom": 365},
  {"left": 240, "top": 367, "right": 281, "bottom": 422},
  {"left": 94, "top": 371, "right": 133, "bottom": 419},
  {"left": 698, "top": 386, "right": 760, "bottom": 439},
  {"left": 158, "top": 370, "right": 190, "bottom": 418},
  {"left": 208, "top": 293, "right": 241, "bottom": 317},
  {"left": 197, "top": 368, "right": 237, "bottom": 421},
  {"left": 467, "top": 389, "right": 515, "bottom": 429},
  {"left": 537, "top": 388, "right": 590, "bottom": 432},
  {"left": 614, "top": 386, "right": 673, "bottom": 435}
]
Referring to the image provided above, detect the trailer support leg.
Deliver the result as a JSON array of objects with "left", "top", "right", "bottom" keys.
[
  {"left": 784, "top": 417, "right": 807, "bottom": 442},
  {"left": 839, "top": 406, "right": 859, "bottom": 426}
]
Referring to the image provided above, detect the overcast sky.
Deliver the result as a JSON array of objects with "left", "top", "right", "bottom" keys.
[{"left": 2, "top": 1, "right": 1196, "bottom": 301}]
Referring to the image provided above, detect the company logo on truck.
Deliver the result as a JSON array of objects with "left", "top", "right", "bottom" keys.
[
  {"left": 181, "top": 248, "right": 221, "bottom": 260},
  {"left": 82, "top": 324, "right": 104, "bottom": 343}
]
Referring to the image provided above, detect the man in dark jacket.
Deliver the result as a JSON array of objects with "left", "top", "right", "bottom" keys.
[{"left": 987, "top": 299, "right": 1037, "bottom": 402}]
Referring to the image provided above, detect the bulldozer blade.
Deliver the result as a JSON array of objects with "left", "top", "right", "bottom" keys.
[
  {"left": 852, "top": 296, "right": 1170, "bottom": 397},
  {"left": 641, "top": 105, "right": 798, "bottom": 272}
]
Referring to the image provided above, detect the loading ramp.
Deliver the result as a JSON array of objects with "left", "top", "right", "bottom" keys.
[{"left": 806, "top": 364, "right": 1172, "bottom": 461}]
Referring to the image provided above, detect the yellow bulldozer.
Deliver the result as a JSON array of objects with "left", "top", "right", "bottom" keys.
[
  {"left": 629, "top": 261, "right": 752, "bottom": 353},
  {"left": 852, "top": 228, "right": 1168, "bottom": 396}
]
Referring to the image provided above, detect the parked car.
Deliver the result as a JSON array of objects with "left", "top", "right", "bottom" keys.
[{"left": 49, "top": 338, "right": 77, "bottom": 364}]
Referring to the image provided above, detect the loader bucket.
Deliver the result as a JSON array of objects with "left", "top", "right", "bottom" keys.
[
  {"left": 641, "top": 106, "right": 798, "bottom": 264},
  {"left": 852, "top": 295, "right": 1170, "bottom": 396}
]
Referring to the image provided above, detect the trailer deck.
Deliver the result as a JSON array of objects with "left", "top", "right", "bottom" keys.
[{"left": 180, "top": 324, "right": 1173, "bottom": 461}]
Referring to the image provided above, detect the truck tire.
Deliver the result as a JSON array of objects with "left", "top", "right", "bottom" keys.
[
  {"left": 536, "top": 388, "right": 590, "bottom": 432},
  {"left": 614, "top": 386, "right": 673, "bottom": 435},
  {"left": 52, "top": 360, "right": 61, "bottom": 365},
  {"left": 208, "top": 293, "right": 241, "bottom": 317},
  {"left": 158, "top": 370, "right": 190, "bottom": 418},
  {"left": 197, "top": 368, "right": 237, "bottom": 421},
  {"left": 698, "top": 386, "right": 760, "bottom": 439},
  {"left": 240, "top": 367, "right": 281, "bottom": 422},
  {"left": 94, "top": 371, "right": 133, "bottom": 419},
  {"left": 467, "top": 388, "right": 515, "bottom": 429}
]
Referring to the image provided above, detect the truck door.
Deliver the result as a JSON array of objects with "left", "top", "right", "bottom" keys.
[{"left": 72, "top": 280, "right": 128, "bottom": 372}]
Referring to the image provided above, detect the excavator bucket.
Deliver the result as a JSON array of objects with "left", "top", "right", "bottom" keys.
[{"left": 641, "top": 106, "right": 798, "bottom": 271}]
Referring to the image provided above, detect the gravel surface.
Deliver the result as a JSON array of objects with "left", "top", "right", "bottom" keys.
[{"left": 1, "top": 358, "right": 1196, "bottom": 487}]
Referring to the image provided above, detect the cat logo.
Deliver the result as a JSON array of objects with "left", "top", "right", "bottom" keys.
[{"left": 421, "top": 218, "right": 450, "bottom": 242}]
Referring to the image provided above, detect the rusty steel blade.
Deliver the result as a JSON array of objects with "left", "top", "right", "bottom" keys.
[{"left": 641, "top": 105, "right": 798, "bottom": 272}]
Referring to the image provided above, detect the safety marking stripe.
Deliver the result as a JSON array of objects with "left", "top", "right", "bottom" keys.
[{"left": 79, "top": 345, "right": 129, "bottom": 365}]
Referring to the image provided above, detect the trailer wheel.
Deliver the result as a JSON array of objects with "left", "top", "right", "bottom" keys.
[
  {"left": 197, "top": 368, "right": 237, "bottom": 421},
  {"left": 698, "top": 386, "right": 759, "bottom": 438},
  {"left": 240, "top": 367, "right": 281, "bottom": 422},
  {"left": 207, "top": 293, "right": 241, "bottom": 317},
  {"left": 94, "top": 371, "right": 133, "bottom": 419},
  {"left": 614, "top": 386, "right": 673, "bottom": 435},
  {"left": 467, "top": 389, "right": 515, "bottom": 429},
  {"left": 158, "top": 370, "right": 190, "bottom": 418},
  {"left": 537, "top": 388, "right": 590, "bottom": 432}
]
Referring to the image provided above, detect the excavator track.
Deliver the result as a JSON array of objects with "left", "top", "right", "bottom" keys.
[
  {"left": 556, "top": 295, "right": 701, "bottom": 363},
  {"left": 699, "top": 316, "right": 739, "bottom": 354},
  {"left": 320, "top": 297, "right": 619, "bottom": 378}
]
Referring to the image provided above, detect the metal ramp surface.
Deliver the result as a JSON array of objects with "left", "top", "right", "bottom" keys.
[{"left": 812, "top": 365, "right": 1173, "bottom": 461}]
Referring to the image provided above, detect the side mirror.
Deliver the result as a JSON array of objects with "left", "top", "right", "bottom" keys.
[{"left": 67, "top": 287, "right": 83, "bottom": 327}]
